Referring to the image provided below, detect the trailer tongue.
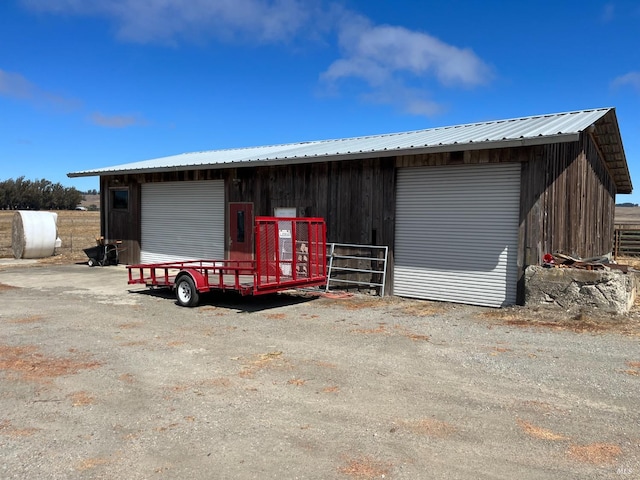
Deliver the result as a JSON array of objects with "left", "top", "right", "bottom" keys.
[{"left": 127, "top": 217, "right": 327, "bottom": 307}]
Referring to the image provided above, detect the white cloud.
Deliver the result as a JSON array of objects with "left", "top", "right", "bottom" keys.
[
  {"left": 328, "top": 19, "right": 491, "bottom": 87},
  {"left": 321, "top": 13, "right": 492, "bottom": 116},
  {"left": 612, "top": 72, "right": 640, "bottom": 92},
  {"left": 20, "top": 1, "right": 493, "bottom": 117},
  {"left": 21, "top": 0, "right": 313, "bottom": 44},
  {"left": 0, "top": 68, "right": 81, "bottom": 110}
]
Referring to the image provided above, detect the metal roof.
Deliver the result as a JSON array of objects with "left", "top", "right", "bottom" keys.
[{"left": 68, "top": 107, "right": 632, "bottom": 193}]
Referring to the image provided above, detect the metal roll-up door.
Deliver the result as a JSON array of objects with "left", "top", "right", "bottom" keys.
[
  {"left": 394, "top": 163, "right": 520, "bottom": 307},
  {"left": 141, "top": 180, "right": 224, "bottom": 263}
]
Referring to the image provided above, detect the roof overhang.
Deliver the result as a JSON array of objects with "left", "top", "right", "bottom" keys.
[
  {"left": 68, "top": 108, "right": 632, "bottom": 194},
  {"left": 67, "top": 133, "right": 582, "bottom": 177},
  {"left": 590, "top": 109, "right": 632, "bottom": 194}
]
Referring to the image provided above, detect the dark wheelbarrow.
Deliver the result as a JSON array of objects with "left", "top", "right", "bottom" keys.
[{"left": 84, "top": 242, "right": 120, "bottom": 267}]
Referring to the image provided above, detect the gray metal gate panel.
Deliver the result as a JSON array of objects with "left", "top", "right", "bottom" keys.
[
  {"left": 141, "top": 180, "right": 224, "bottom": 263},
  {"left": 394, "top": 163, "right": 520, "bottom": 307}
]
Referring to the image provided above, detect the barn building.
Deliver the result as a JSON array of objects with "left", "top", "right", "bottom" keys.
[{"left": 68, "top": 107, "right": 632, "bottom": 307}]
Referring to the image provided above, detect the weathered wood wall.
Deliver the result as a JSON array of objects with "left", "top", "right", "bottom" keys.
[
  {"left": 396, "top": 146, "right": 520, "bottom": 167},
  {"left": 102, "top": 160, "right": 397, "bottom": 286},
  {"left": 226, "top": 159, "right": 397, "bottom": 294},
  {"left": 398, "top": 140, "right": 616, "bottom": 303},
  {"left": 519, "top": 135, "right": 616, "bottom": 269},
  {"left": 102, "top": 170, "right": 227, "bottom": 265},
  {"left": 102, "top": 136, "right": 616, "bottom": 302},
  {"left": 225, "top": 158, "right": 396, "bottom": 247}
]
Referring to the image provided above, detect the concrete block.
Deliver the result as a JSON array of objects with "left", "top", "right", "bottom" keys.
[{"left": 525, "top": 265, "right": 636, "bottom": 314}]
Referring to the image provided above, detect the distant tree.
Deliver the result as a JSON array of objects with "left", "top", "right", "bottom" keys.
[
  {"left": 0, "top": 178, "right": 15, "bottom": 209},
  {"left": 49, "top": 183, "right": 66, "bottom": 209},
  {"left": 62, "top": 186, "right": 83, "bottom": 210},
  {"left": 616, "top": 202, "right": 638, "bottom": 207},
  {"left": 0, "top": 177, "right": 85, "bottom": 210}
]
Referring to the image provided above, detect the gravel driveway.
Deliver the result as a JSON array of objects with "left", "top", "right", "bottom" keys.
[{"left": 0, "top": 262, "right": 639, "bottom": 479}]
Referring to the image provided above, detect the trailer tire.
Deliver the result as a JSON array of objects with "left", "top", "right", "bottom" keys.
[
  {"left": 175, "top": 275, "right": 199, "bottom": 307},
  {"left": 87, "top": 258, "right": 96, "bottom": 267}
]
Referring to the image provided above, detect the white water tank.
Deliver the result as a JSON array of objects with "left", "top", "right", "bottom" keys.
[{"left": 12, "top": 211, "right": 61, "bottom": 259}]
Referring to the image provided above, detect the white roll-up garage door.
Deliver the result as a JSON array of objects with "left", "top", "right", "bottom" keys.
[
  {"left": 141, "top": 180, "right": 224, "bottom": 263},
  {"left": 394, "top": 163, "right": 520, "bottom": 307}
]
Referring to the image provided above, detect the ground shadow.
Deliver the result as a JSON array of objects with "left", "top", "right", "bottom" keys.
[
  {"left": 128, "top": 287, "right": 320, "bottom": 312},
  {"left": 74, "top": 261, "right": 121, "bottom": 267}
]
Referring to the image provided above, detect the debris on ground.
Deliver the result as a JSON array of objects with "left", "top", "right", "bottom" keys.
[{"left": 542, "top": 252, "right": 632, "bottom": 273}]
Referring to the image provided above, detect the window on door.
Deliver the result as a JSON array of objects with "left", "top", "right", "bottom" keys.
[{"left": 236, "top": 209, "right": 245, "bottom": 243}]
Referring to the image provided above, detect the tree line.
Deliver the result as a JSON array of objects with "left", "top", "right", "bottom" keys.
[{"left": 0, "top": 177, "right": 85, "bottom": 210}]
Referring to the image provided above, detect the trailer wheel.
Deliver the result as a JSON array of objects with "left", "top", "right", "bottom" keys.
[
  {"left": 175, "top": 275, "right": 199, "bottom": 307},
  {"left": 87, "top": 258, "right": 96, "bottom": 267}
]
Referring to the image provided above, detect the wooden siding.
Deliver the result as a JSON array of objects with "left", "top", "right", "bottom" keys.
[
  {"left": 102, "top": 171, "right": 226, "bottom": 265},
  {"left": 224, "top": 159, "right": 395, "bottom": 246},
  {"left": 519, "top": 135, "right": 616, "bottom": 270},
  {"left": 226, "top": 159, "right": 397, "bottom": 294},
  {"left": 400, "top": 142, "right": 616, "bottom": 304},
  {"left": 103, "top": 161, "right": 396, "bottom": 293},
  {"left": 101, "top": 138, "right": 616, "bottom": 303},
  {"left": 396, "top": 147, "right": 521, "bottom": 167}
]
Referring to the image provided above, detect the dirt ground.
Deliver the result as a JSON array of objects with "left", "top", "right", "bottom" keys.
[
  {"left": 1, "top": 209, "right": 640, "bottom": 478},
  {"left": 0, "top": 262, "right": 639, "bottom": 479}
]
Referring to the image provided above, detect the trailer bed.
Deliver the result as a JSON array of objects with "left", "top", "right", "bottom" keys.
[
  {"left": 128, "top": 260, "right": 257, "bottom": 294},
  {"left": 126, "top": 217, "right": 327, "bottom": 306}
]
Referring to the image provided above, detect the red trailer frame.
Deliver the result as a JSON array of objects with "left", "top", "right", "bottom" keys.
[{"left": 127, "top": 217, "right": 327, "bottom": 307}]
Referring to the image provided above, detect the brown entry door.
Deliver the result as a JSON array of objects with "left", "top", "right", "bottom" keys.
[{"left": 229, "top": 203, "right": 254, "bottom": 261}]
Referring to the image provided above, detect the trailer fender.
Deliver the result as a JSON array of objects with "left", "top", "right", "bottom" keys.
[{"left": 175, "top": 269, "right": 210, "bottom": 293}]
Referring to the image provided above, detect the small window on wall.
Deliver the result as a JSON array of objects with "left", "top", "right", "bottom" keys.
[
  {"left": 111, "top": 189, "right": 129, "bottom": 210},
  {"left": 274, "top": 207, "right": 297, "bottom": 218}
]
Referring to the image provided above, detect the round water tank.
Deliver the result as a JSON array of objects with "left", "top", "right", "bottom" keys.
[{"left": 12, "top": 211, "right": 58, "bottom": 259}]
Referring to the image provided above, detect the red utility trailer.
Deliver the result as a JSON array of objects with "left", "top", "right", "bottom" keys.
[{"left": 127, "top": 217, "right": 327, "bottom": 307}]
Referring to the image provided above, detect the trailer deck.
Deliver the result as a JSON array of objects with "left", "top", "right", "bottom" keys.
[{"left": 127, "top": 217, "right": 327, "bottom": 306}]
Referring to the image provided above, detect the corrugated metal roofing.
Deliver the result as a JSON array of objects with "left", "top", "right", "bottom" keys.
[{"left": 68, "top": 107, "right": 632, "bottom": 193}]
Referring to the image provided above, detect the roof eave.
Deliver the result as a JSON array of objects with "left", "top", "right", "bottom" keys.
[
  {"left": 67, "top": 133, "right": 581, "bottom": 178},
  {"left": 593, "top": 109, "right": 633, "bottom": 195}
]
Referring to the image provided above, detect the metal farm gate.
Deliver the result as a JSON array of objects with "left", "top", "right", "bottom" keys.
[{"left": 614, "top": 226, "right": 640, "bottom": 257}]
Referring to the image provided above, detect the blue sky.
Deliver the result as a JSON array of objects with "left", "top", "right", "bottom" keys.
[{"left": 1, "top": 0, "right": 640, "bottom": 203}]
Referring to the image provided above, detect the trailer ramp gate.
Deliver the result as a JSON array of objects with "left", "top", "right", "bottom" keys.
[{"left": 255, "top": 217, "right": 327, "bottom": 290}]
